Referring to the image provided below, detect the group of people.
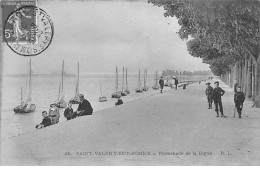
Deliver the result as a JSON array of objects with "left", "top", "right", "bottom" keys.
[
  {"left": 205, "top": 81, "right": 245, "bottom": 118},
  {"left": 35, "top": 94, "right": 93, "bottom": 129},
  {"left": 159, "top": 76, "right": 179, "bottom": 94}
]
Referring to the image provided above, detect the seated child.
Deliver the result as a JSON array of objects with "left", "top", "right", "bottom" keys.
[
  {"left": 49, "top": 103, "right": 60, "bottom": 124},
  {"left": 64, "top": 102, "right": 76, "bottom": 120},
  {"left": 115, "top": 96, "right": 123, "bottom": 106},
  {"left": 35, "top": 111, "right": 51, "bottom": 129}
]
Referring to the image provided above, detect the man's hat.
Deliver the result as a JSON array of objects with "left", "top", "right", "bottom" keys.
[
  {"left": 206, "top": 82, "right": 211, "bottom": 84},
  {"left": 214, "top": 81, "right": 219, "bottom": 84},
  {"left": 79, "top": 94, "right": 84, "bottom": 98}
]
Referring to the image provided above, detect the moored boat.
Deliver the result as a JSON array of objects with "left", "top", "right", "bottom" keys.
[{"left": 13, "top": 59, "right": 36, "bottom": 113}]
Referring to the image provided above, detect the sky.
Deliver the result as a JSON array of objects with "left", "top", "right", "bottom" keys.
[{"left": 2, "top": 0, "right": 209, "bottom": 75}]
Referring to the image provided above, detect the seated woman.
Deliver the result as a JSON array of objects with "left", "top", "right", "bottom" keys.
[
  {"left": 35, "top": 111, "right": 51, "bottom": 129},
  {"left": 49, "top": 104, "right": 60, "bottom": 125},
  {"left": 115, "top": 96, "right": 123, "bottom": 106}
]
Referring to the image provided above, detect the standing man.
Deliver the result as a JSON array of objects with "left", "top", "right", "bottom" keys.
[
  {"left": 76, "top": 94, "right": 93, "bottom": 116},
  {"left": 159, "top": 76, "right": 164, "bottom": 94},
  {"left": 205, "top": 82, "right": 213, "bottom": 109},
  {"left": 175, "top": 78, "right": 178, "bottom": 90},
  {"left": 212, "top": 81, "right": 226, "bottom": 118},
  {"left": 234, "top": 86, "right": 245, "bottom": 119}
]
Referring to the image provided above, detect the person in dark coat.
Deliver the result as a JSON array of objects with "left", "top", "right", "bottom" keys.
[
  {"left": 35, "top": 111, "right": 51, "bottom": 129},
  {"left": 115, "top": 96, "right": 123, "bottom": 106},
  {"left": 175, "top": 78, "right": 178, "bottom": 90},
  {"left": 234, "top": 86, "right": 245, "bottom": 119},
  {"left": 64, "top": 102, "right": 75, "bottom": 120},
  {"left": 212, "top": 81, "right": 226, "bottom": 118},
  {"left": 159, "top": 76, "right": 164, "bottom": 93},
  {"left": 76, "top": 94, "right": 93, "bottom": 116},
  {"left": 205, "top": 82, "right": 213, "bottom": 109}
]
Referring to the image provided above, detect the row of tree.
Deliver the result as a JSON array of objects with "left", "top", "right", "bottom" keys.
[
  {"left": 162, "top": 69, "right": 212, "bottom": 76},
  {"left": 148, "top": 0, "right": 260, "bottom": 107}
]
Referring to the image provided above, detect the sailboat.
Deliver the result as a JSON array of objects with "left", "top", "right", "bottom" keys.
[
  {"left": 13, "top": 59, "right": 36, "bottom": 113},
  {"left": 152, "top": 71, "right": 159, "bottom": 90},
  {"left": 142, "top": 69, "right": 149, "bottom": 91},
  {"left": 111, "top": 66, "right": 121, "bottom": 98},
  {"left": 135, "top": 68, "right": 143, "bottom": 93},
  {"left": 70, "top": 62, "right": 81, "bottom": 104},
  {"left": 53, "top": 60, "right": 67, "bottom": 108},
  {"left": 98, "top": 81, "right": 107, "bottom": 102},
  {"left": 121, "top": 67, "right": 127, "bottom": 96},
  {"left": 125, "top": 68, "right": 130, "bottom": 94}
]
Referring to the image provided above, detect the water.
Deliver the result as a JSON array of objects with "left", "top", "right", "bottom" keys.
[{"left": 1, "top": 74, "right": 206, "bottom": 138}]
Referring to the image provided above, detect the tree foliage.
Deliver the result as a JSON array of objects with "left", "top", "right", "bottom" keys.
[{"left": 148, "top": 0, "right": 260, "bottom": 76}]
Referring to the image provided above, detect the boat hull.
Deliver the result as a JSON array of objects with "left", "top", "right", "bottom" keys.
[
  {"left": 13, "top": 104, "right": 36, "bottom": 113},
  {"left": 112, "top": 92, "right": 121, "bottom": 98},
  {"left": 99, "top": 96, "right": 108, "bottom": 102},
  {"left": 56, "top": 101, "right": 67, "bottom": 108},
  {"left": 125, "top": 89, "right": 130, "bottom": 94},
  {"left": 152, "top": 85, "right": 159, "bottom": 90},
  {"left": 135, "top": 88, "right": 143, "bottom": 93},
  {"left": 121, "top": 91, "right": 127, "bottom": 96},
  {"left": 142, "top": 87, "right": 149, "bottom": 91},
  {"left": 69, "top": 98, "right": 80, "bottom": 104}
]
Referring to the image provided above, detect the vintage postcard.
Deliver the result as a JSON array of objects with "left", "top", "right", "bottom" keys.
[{"left": 0, "top": 0, "right": 259, "bottom": 166}]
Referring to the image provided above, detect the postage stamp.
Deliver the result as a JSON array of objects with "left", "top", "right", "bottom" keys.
[{"left": 2, "top": 3, "right": 54, "bottom": 56}]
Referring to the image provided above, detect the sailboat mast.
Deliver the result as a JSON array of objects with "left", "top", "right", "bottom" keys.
[
  {"left": 143, "top": 69, "right": 145, "bottom": 87},
  {"left": 122, "top": 67, "right": 124, "bottom": 92},
  {"left": 75, "top": 62, "right": 79, "bottom": 98},
  {"left": 77, "top": 62, "right": 79, "bottom": 96},
  {"left": 62, "top": 60, "right": 64, "bottom": 90},
  {"left": 126, "top": 68, "right": 128, "bottom": 90},
  {"left": 138, "top": 68, "right": 141, "bottom": 88},
  {"left": 155, "top": 71, "right": 158, "bottom": 85},
  {"left": 21, "top": 87, "right": 23, "bottom": 105},
  {"left": 99, "top": 81, "right": 103, "bottom": 96},
  {"left": 116, "top": 66, "right": 118, "bottom": 92},
  {"left": 29, "top": 59, "right": 31, "bottom": 90}
]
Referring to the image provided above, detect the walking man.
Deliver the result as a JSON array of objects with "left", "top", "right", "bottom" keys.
[
  {"left": 175, "top": 78, "right": 178, "bottom": 90},
  {"left": 234, "top": 86, "right": 245, "bottom": 119},
  {"left": 205, "top": 82, "right": 213, "bottom": 109},
  {"left": 159, "top": 76, "right": 164, "bottom": 93},
  {"left": 212, "top": 81, "right": 226, "bottom": 117}
]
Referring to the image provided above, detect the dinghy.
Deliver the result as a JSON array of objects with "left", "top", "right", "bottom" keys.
[
  {"left": 125, "top": 68, "right": 130, "bottom": 94},
  {"left": 70, "top": 62, "right": 81, "bottom": 104},
  {"left": 142, "top": 69, "right": 148, "bottom": 91},
  {"left": 98, "top": 81, "right": 107, "bottom": 102},
  {"left": 53, "top": 60, "right": 67, "bottom": 108},
  {"left": 13, "top": 59, "right": 36, "bottom": 113},
  {"left": 121, "top": 67, "right": 127, "bottom": 96},
  {"left": 135, "top": 69, "right": 143, "bottom": 93},
  {"left": 111, "top": 66, "right": 121, "bottom": 98}
]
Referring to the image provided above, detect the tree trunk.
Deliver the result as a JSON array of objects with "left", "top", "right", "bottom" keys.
[
  {"left": 252, "top": 62, "right": 256, "bottom": 101},
  {"left": 254, "top": 57, "right": 260, "bottom": 108},
  {"left": 246, "top": 57, "right": 252, "bottom": 99},
  {"left": 243, "top": 56, "right": 248, "bottom": 95}
]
